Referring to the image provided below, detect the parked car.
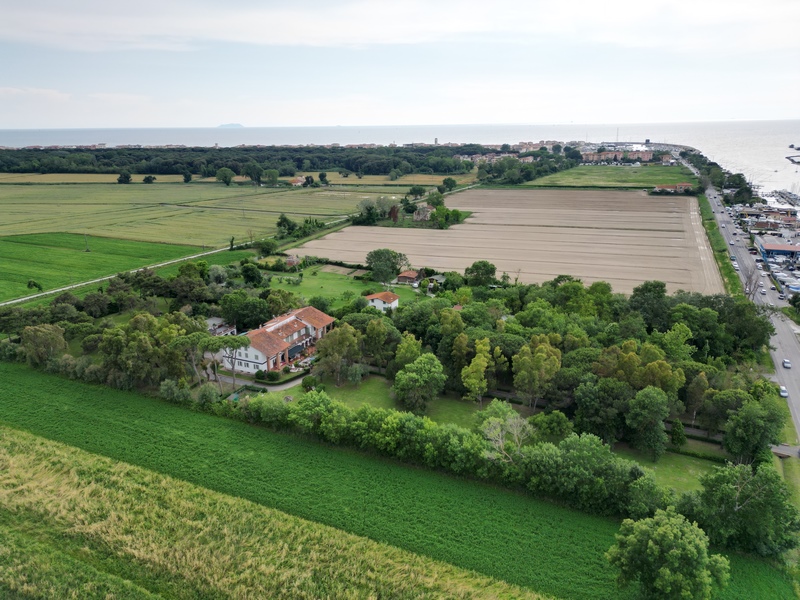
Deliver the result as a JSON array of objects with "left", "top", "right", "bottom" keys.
[
  {"left": 779, "top": 294, "right": 786, "bottom": 300},
  {"left": 780, "top": 386, "right": 789, "bottom": 398},
  {"left": 783, "top": 359, "right": 792, "bottom": 369},
  {"left": 761, "top": 289, "right": 767, "bottom": 295},
  {"left": 771, "top": 285, "right": 777, "bottom": 290}
]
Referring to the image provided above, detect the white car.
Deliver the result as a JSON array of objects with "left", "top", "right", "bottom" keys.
[
  {"left": 783, "top": 359, "right": 792, "bottom": 369},
  {"left": 761, "top": 289, "right": 767, "bottom": 295},
  {"left": 780, "top": 386, "right": 789, "bottom": 398},
  {"left": 729, "top": 240, "right": 735, "bottom": 245}
]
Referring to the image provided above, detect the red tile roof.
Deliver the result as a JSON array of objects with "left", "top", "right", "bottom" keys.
[
  {"left": 398, "top": 270, "right": 419, "bottom": 279},
  {"left": 291, "top": 306, "right": 335, "bottom": 329},
  {"left": 366, "top": 292, "right": 399, "bottom": 303},
  {"left": 246, "top": 329, "right": 289, "bottom": 358}
]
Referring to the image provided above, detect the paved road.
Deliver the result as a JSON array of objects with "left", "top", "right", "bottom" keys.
[{"left": 692, "top": 166, "right": 800, "bottom": 442}]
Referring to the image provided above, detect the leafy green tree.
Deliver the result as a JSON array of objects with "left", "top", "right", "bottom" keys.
[
  {"left": 216, "top": 167, "right": 235, "bottom": 186},
  {"left": 694, "top": 463, "right": 800, "bottom": 556},
  {"left": 316, "top": 323, "right": 362, "bottom": 386},
  {"left": 393, "top": 331, "right": 422, "bottom": 375},
  {"left": 319, "top": 172, "right": 328, "bottom": 184},
  {"left": 393, "top": 353, "right": 447, "bottom": 414},
  {"left": 365, "top": 248, "right": 409, "bottom": 284},
  {"left": 630, "top": 280, "right": 670, "bottom": 332},
  {"left": 442, "top": 177, "right": 457, "bottom": 191},
  {"left": 243, "top": 162, "right": 263, "bottom": 185},
  {"left": 142, "top": 175, "right": 156, "bottom": 184},
  {"left": 183, "top": 172, "right": 192, "bottom": 183},
  {"left": 21, "top": 323, "right": 67, "bottom": 367},
  {"left": 512, "top": 342, "right": 560, "bottom": 409},
  {"left": 117, "top": 171, "right": 131, "bottom": 184},
  {"left": 256, "top": 238, "right": 279, "bottom": 257},
  {"left": 408, "top": 185, "right": 426, "bottom": 199},
  {"left": 462, "top": 340, "right": 491, "bottom": 406},
  {"left": 171, "top": 331, "right": 212, "bottom": 385},
  {"left": 574, "top": 377, "right": 634, "bottom": 444},
  {"left": 699, "top": 389, "right": 751, "bottom": 436},
  {"left": 264, "top": 169, "right": 279, "bottom": 185},
  {"left": 241, "top": 263, "right": 263, "bottom": 287},
  {"left": 626, "top": 386, "right": 670, "bottom": 460},
  {"left": 606, "top": 508, "right": 730, "bottom": 600},
  {"left": 670, "top": 419, "right": 687, "bottom": 448},
  {"left": 26, "top": 279, "right": 43, "bottom": 293},
  {"left": 364, "top": 318, "right": 393, "bottom": 373},
  {"left": 464, "top": 260, "right": 497, "bottom": 287},
  {"left": 723, "top": 398, "right": 785, "bottom": 463},
  {"left": 221, "top": 335, "right": 251, "bottom": 390},
  {"left": 478, "top": 400, "right": 532, "bottom": 464}
]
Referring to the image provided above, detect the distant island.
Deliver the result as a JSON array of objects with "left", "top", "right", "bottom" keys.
[{"left": 217, "top": 123, "right": 244, "bottom": 129}]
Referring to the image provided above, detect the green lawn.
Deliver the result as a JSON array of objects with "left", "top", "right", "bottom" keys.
[
  {"left": 613, "top": 443, "right": 720, "bottom": 493},
  {"left": 525, "top": 165, "right": 698, "bottom": 188},
  {"left": 267, "top": 267, "right": 420, "bottom": 308},
  {"left": 0, "top": 233, "right": 200, "bottom": 302},
  {"left": 0, "top": 362, "right": 791, "bottom": 599}
]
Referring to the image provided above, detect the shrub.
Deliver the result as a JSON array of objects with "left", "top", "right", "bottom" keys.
[
  {"left": 282, "top": 365, "right": 292, "bottom": 374},
  {"left": 302, "top": 375, "right": 318, "bottom": 391},
  {"left": 266, "top": 371, "right": 281, "bottom": 382},
  {"left": 254, "top": 370, "right": 267, "bottom": 381},
  {"left": 195, "top": 383, "right": 219, "bottom": 408}
]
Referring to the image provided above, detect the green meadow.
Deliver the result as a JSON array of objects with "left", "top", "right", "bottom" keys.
[
  {"left": 525, "top": 164, "right": 698, "bottom": 188},
  {"left": 0, "top": 362, "right": 792, "bottom": 600},
  {"left": 0, "top": 233, "right": 199, "bottom": 302}
]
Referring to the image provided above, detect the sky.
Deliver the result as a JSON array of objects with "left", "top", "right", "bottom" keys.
[{"left": 0, "top": 0, "right": 798, "bottom": 129}]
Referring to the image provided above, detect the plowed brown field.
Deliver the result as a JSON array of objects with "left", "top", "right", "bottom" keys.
[{"left": 288, "top": 189, "right": 723, "bottom": 295}]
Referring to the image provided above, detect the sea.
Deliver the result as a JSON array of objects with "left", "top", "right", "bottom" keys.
[{"left": 1, "top": 120, "right": 799, "bottom": 193}]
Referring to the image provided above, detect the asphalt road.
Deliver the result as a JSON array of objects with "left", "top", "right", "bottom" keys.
[{"left": 700, "top": 178, "right": 800, "bottom": 441}]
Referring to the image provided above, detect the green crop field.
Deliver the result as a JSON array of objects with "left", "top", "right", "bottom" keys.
[
  {"left": 0, "top": 233, "right": 200, "bottom": 302},
  {"left": 525, "top": 165, "right": 698, "bottom": 188},
  {"left": 0, "top": 183, "right": 401, "bottom": 247},
  {"left": 1, "top": 426, "right": 540, "bottom": 599},
  {"left": 0, "top": 362, "right": 792, "bottom": 600}
]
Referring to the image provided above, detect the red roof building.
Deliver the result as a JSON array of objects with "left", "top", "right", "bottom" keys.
[{"left": 366, "top": 291, "right": 400, "bottom": 312}]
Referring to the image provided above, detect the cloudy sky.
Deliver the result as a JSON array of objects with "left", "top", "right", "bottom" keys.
[{"left": 0, "top": 0, "right": 797, "bottom": 128}]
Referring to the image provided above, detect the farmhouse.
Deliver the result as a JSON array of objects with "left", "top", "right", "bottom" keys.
[
  {"left": 396, "top": 269, "right": 423, "bottom": 285},
  {"left": 366, "top": 291, "right": 399, "bottom": 312},
  {"left": 413, "top": 204, "right": 435, "bottom": 222},
  {"left": 225, "top": 306, "right": 334, "bottom": 374}
]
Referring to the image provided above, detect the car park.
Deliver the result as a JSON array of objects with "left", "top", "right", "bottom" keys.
[
  {"left": 780, "top": 386, "right": 789, "bottom": 398},
  {"left": 783, "top": 359, "right": 792, "bottom": 369}
]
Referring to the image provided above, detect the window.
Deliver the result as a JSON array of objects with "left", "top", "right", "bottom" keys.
[{"left": 238, "top": 361, "right": 242, "bottom": 366}]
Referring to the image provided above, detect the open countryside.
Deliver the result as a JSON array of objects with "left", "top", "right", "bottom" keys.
[
  {"left": 0, "top": 183, "right": 398, "bottom": 247},
  {"left": 0, "top": 363, "right": 792, "bottom": 600},
  {"left": 290, "top": 188, "right": 724, "bottom": 295},
  {"left": 525, "top": 164, "right": 697, "bottom": 187},
  {"left": 0, "top": 233, "right": 199, "bottom": 302}
]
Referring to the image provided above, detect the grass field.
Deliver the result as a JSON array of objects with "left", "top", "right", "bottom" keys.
[
  {"left": 0, "top": 425, "right": 541, "bottom": 599},
  {"left": 0, "top": 362, "right": 792, "bottom": 600},
  {"left": 267, "top": 266, "right": 420, "bottom": 308},
  {"left": 613, "top": 444, "right": 719, "bottom": 493},
  {"left": 0, "top": 183, "right": 401, "bottom": 247},
  {"left": 0, "top": 233, "right": 199, "bottom": 302},
  {"left": 0, "top": 173, "right": 187, "bottom": 184},
  {"left": 525, "top": 165, "right": 698, "bottom": 188}
]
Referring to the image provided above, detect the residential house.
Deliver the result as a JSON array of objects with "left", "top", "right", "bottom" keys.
[
  {"left": 365, "top": 291, "right": 399, "bottom": 312},
  {"left": 290, "top": 176, "right": 305, "bottom": 187},
  {"left": 396, "top": 269, "right": 423, "bottom": 285},
  {"left": 224, "top": 306, "right": 335, "bottom": 374}
]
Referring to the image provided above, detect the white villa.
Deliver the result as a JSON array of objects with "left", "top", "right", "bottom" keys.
[
  {"left": 224, "top": 306, "right": 335, "bottom": 374},
  {"left": 365, "top": 291, "right": 399, "bottom": 312}
]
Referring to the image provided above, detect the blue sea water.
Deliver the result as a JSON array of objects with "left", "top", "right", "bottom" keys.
[{"left": 1, "top": 120, "right": 798, "bottom": 193}]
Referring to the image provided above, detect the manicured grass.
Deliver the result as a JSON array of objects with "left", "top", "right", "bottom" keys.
[
  {"left": 525, "top": 164, "right": 698, "bottom": 188},
  {"left": 697, "top": 194, "right": 744, "bottom": 295},
  {"left": 0, "top": 362, "right": 792, "bottom": 599},
  {"left": 613, "top": 444, "right": 719, "bottom": 493},
  {"left": 267, "top": 267, "right": 420, "bottom": 309},
  {"left": 0, "top": 183, "right": 403, "bottom": 247},
  {"left": 0, "top": 232, "right": 199, "bottom": 302},
  {"left": 1, "top": 426, "right": 540, "bottom": 599}
]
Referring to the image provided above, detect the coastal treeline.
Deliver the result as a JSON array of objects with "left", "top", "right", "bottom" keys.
[{"left": 0, "top": 144, "right": 577, "bottom": 182}]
